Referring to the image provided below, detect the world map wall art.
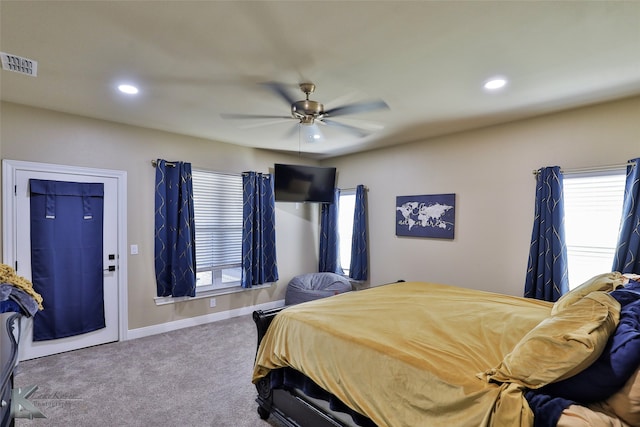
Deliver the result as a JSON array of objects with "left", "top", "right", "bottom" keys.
[{"left": 396, "top": 193, "right": 455, "bottom": 239}]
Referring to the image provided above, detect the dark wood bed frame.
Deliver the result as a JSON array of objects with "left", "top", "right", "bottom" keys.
[{"left": 253, "top": 307, "right": 358, "bottom": 427}]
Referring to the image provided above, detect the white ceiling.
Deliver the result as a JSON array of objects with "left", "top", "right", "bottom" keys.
[{"left": 1, "top": 1, "right": 639, "bottom": 159}]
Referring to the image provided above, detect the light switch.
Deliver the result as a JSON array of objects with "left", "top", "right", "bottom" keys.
[{"left": 130, "top": 244, "right": 138, "bottom": 255}]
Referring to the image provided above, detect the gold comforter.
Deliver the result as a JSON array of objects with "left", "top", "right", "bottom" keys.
[{"left": 253, "top": 281, "right": 560, "bottom": 427}]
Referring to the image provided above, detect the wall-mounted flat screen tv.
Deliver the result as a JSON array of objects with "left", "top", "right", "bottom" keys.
[{"left": 274, "top": 164, "right": 337, "bottom": 203}]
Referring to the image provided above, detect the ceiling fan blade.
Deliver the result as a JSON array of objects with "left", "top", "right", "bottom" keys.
[
  {"left": 237, "top": 119, "right": 293, "bottom": 130},
  {"left": 221, "top": 113, "right": 293, "bottom": 129},
  {"left": 283, "top": 123, "right": 300, "bottom": 140},
  {"left": 324, "top": 99, "right": 389, "bottom": 117},
  {"left": 220, "top": 113, "right": 292, "bottom": 120},
  {"left": 321, "top": 119, "right": 371, "bottom": 138},
  {"left": 261, "top": 81, "right": 298, "bottom": 106}
]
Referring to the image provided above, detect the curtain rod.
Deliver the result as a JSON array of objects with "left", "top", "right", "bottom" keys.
[
  {"left": 241, "top": 171, "right": 271, "bottom": 178},
  {"left": 151, "top": 160, "right": 175, "bottom": 168},
  {"left": 152, "top": 160, "right": 270, "bottom": 177},
  {"left": 341, "top": 186, "right": 369, "bottom": 191},
  {"left": 532, "top": 160, "right": 636, "bottom": 176}
]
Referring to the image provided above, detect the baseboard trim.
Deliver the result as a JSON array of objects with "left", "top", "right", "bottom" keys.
[{"left": 125, "top": 299, "right": 285, "bottom": 341}]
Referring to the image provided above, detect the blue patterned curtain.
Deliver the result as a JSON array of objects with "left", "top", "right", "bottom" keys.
[
  {"left": 613, "top": 159, "right": 640, "bottom": 274},
  {"left": 242, "top": 172, "right": 278, "bottom": 288},
  {"left": 154, "top": 159, "right": 196, "bottom": 297},
  {"left": 349, "top": 185, "right": 368, "bottom": 281},
  {"left": 319, "top": 188, "right": 343, "bottom": 274},
  {"left": 524, "top": 166, "right": 569, "bottom": 302}
]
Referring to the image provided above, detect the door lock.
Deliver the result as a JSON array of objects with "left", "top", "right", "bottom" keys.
[{"left": 104, "top": 265, "right": 116, "bottom": 272}]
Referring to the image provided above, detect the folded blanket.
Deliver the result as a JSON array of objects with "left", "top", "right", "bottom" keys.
[{"left": 0, "top": 283, "right": 40, "bottom": 316}]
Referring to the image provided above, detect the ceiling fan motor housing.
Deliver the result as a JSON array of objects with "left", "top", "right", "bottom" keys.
[{"left": 292, "top": 100, "right": 324, "bottom": 124}]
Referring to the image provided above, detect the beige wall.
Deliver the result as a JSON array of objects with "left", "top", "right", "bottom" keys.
[
  {"left": 325, "top": 96, "right": 640, "bottom": 296},
  {"left": 0, "top": 102, "right": 320, "bottom": 330},
  {"left": 1, "top": 96, "right": 638, "bottom": 330}
]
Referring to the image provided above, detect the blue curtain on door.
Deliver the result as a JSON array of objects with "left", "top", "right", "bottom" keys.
[
  {"left": 524, "top": 166, "right": 569, "bottom": 302},
  {"left": 154, "top": 159, "right": 197, "bottom": 297},
  {"left": 30, "top": 179, "right": 105, "bottom": 341},
  {"left": 612, "top": 158, "right": 640, "bottom": 274},
  {"left": 349, "top": 185, "right": 368, "bottom": 281},
  {"left": 319, "top": 188, "right": 343, "bottom": 274},
  {"left": 241, "top": 172, "right": 278, "bottom": 288}
]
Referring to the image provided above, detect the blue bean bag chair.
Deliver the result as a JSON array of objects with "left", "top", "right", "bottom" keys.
[{"left": 285, "top": 273, "right": 352, "bottom": 305}]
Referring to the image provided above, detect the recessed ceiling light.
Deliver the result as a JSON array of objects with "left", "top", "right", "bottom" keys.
[
  {"left": 484, "top": 78, "right": 507, "bottom": 91},
  {"left": 118, "top": 84, "right": 139, "bottom": 95}
]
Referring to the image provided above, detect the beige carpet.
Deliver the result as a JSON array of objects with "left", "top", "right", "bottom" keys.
[{"left": 12, "top": 314, "right": 286, "bottom": 427}]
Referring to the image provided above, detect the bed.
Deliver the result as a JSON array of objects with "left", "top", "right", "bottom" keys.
[{"left": 252, "top": 272, "right": 640, "bottom": 427}]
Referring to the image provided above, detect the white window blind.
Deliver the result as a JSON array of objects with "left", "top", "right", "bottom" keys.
[
  {"left": 192, "top": 169, "right": 243, "bottom": 273},
  {"left": 563, "top": 170, "right": 625, "bottom": 289}
]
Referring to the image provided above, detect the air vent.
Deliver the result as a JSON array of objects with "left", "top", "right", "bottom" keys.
[{"left": 1, "top": 52, "right": 37, "bottom": 77}]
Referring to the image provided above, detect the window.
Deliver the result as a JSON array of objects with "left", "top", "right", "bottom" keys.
[
  {"left": 338, "top": 190, "right": 356, "bottom": 275},
  {"left": 192, "top": 169, "right": 243, "bottom": 292},
  {"left": 563, "top": 170, "right": 626, "bottom": 289}
]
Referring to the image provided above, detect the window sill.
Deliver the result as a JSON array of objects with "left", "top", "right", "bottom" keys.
[{"left": 154, "top": 283, "right": 273, "bottom": 306}]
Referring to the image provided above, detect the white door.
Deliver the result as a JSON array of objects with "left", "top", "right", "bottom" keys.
[{"left": 3, "top": 160, "right": 126, "bottom": 361}]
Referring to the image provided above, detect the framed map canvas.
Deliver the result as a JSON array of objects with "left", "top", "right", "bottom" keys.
[{"left": 396, "top": 193, "right": 455, "bottom": 239}]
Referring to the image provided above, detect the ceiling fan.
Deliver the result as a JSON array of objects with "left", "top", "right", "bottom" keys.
[{"left": 221, "top": 82, "right": 389, "bottom": 141}]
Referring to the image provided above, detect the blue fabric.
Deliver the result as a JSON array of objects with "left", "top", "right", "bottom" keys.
[
  {"left": 0, "top": 284, "right": 9, "bottom": 301},
  {"left": 0, "top": 300, "right": 22, "bottom": 314},
  {"left": 319, "top": 188, "right": 343, "bottom": 274},
  {"left": 613, "top": 158, "right": 640, "bottom": 274},
  {"left": 524, "top": 166, "right": 569, "bottom": 302},
  {"left": 349, "top": 185, "right": 368, "bottom": 281},
  {"left": 241, "top": 172, "right": 278, "bottom": 288},
  {"left": 0, "top": 284, "right": 38, "bottom": 317},
  {"left": 525, "top": 391, "right": 575, "bottom": 427},
  {"left": 154, "top": 159, "right": 196, "bottom": 297},
  {"left": 30, "top": 179, "right": 105, "bottom": 341}
]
